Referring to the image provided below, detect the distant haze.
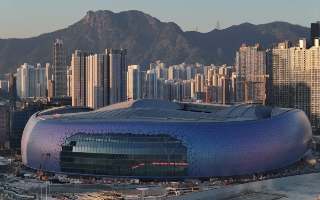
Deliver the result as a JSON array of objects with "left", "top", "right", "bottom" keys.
[{"left": 0, "top": 0, "right": 319, "bottom": 38}]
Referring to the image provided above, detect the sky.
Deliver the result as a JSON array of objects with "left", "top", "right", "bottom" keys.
[{"left": 0, "top": 0, "right": 319, "bottom": 39}]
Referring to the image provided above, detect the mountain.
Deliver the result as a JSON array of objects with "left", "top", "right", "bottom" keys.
[
  {"left": 185, "top": 22, "right": 309, "bottom": 65},
  {"left": 0, "top": 10, "right": 310, "bottom": 73}
]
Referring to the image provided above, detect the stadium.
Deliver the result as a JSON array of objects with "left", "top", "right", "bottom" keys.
[{"left": 21, "top": 99, "right": 312, "bottom": 178}]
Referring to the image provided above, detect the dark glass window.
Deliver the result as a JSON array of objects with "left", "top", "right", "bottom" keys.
[{"left": 60, "top": 133, "right": 188, "bottom": 177}]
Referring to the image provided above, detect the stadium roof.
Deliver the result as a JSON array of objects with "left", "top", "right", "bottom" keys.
[{"left": 37, "top": 99, "right": 293, "bottom": 122}]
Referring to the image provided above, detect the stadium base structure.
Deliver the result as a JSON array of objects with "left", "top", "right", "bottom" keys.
[{"left": 22, "top": 100, "right": 312, "bottom": 178}]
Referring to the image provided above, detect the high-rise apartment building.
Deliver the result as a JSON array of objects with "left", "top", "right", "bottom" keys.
[
  {"left": 53, "top": 39, "right": 67, "bottom": 97},
  {"left": 35, "top": 63, "right": 46, "bottom": 97},
  {"left": 16, "top": 68, "right": 21, "bottom": 98},
  {"left": 127, "top": 65, "right": 142, "bottom": 101},
  {"left": 67, "top": 66, "right": 72, "bottom": 97},
  {"left": 172, "top": 81, "right": 183, "bottom": 101},
  {"left": 0, "top": 80, "right": 9, "bottom": 93},
  {"left": 16, "top": 63, "right": 35, "bottom": 98},
  {"left": 150, "top": 60, "right": 168, "bottom": 80},
  {"left": 182, "top": 80, "right": 192, "bottom": 100},
  {"left": 168, "top": 65, "right": 187, "bottom": 81},
  {"left": 45, "top": 63, "right": 54, "bottom": 98},
  {"left": 71, "top": 49, "right": 127, "bottom": 109},
  {"left": 138, "top": 63, "right": 234, "bottom": 104},
  {"left": 71, "top": 50, "right": 88, "bottom": 107},
  {"left": 270, "top": 38, "right": 320, "bottom": 132},
  {"left": 156, "top": 63, "right": 168, "bottom": 80},
  {"left": 186, "top": 65, "right": 196, "bottom": 80},
  {"left": 168, "top": 66, "right": 179, "bottom": 80},
  {"left": 235, "top": 44, "right": 267, "bottom": 104},
  {"left": 195, "top": 73, "right": 205, "bottom": 93},
  {"left": 86, "top": 54, "right": 109, "bottom": 109},
  {"left": 269, "top": 41, "right": 292, "bottom": 107},
  {"left": 158, "top": 80, "right": 171, "bottom": 101},
  {"left": 204, "top": 65, "right": 232, "bottom": 104},
  {"left": 107, "top": 49, "right": 127, "bottom": 104},
  {"left": 218, "top": 66, "right": 232, "bottom": 105},
  {"left": 145, "top": 69, "right": 158, "bottom": 99},
  {"left": 307, "top": 38, "right": 320, "bottom": 131},
  {"left": 193, "top": 73, "right": 206, "bottom": 102},
  {"left": 311, "top": 22, "right": 320, "bottom": 44},
  {"left": 8, "top": 73, "right": 17, "bottom": 104},
  {"left": 289, "top": 39, "right": 309, "bottom": 117},
  {"left": 16, "top": 63, "right": 48, "bottom": 99},
  {"left": 157, "top": 80, "right": 184, "bottom": 102}
]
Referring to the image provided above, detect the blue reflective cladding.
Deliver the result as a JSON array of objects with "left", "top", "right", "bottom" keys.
[{"left": 21, "top": 109, "right": 312, "bottom": 178}]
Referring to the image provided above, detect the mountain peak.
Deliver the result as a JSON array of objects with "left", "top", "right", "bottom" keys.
[
  {"left": 81, "top": 10, "right": 159, "bottom": 24},
  {"left": 81, "top": 10, "right": 114, "bottom": 26},
  {"left": 0, "top": 10, "right": 310, "bottom": 73},
  {"left": 85, "top": 10, "right": 114, "bottom": 18},
  {"left": 78, "top": 10, "right": 170, "bottom": 36}
]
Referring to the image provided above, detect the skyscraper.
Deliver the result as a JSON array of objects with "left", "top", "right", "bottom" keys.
[
  {"left": 195, "top": 73, "right": 204, "bottom": 93},
  {"left": 71, "top": 49, "right": 127, "bottom": 109},
  {"left": 311, "top": 22, "right": 320, "bottom": 44},
  {"left": 87, "top": 54, "right": 109, "bottom": 109},
  {"left": 67, "top": 66, "right": 72, "bottom": 97},
  {"left": 270, "top": 38, "right": 320, "bottom": 133},
  {"left": 186, "top": 65, "right": 196, "bottom": 80},
  {"left": 235, "top": 44, "right": 267, "bottom": 104},
  {"left": 168, "top": 65, "right": 187, "bottom": 81},
  {"left": 16, "top": 63, "right": 48, "bottom": 99},
  {"left": 16, "top": 63, "right": 36, "bottom": 98},
  {"left": 45, "top": 63, "right": 54, "bottom": 98},
  {"left": 34, "top": 63, "right": 46, "bottom": 97},
  {"left": 53, "top": 39, "right": 67, "bottom": 97},
  {"left": 168, "top": 66, "right": 178, "bottom": 80},
  {"left": 307, "top": 38, "right": 320, "bottom": 131},
  {"left": 16, "top": 68, "right": 21, "bottom": 98},
  {"left": 182, "top": 80, "right": 192, "bottom": 100},
  {"left": 194, "top": 73, "right": 205, "bottom": 102},
  {"left": 127, "top": 65, "right": 142, "bottom": 101},
  {"left": 145, "top": 69, "right": 158, "bottom": 99},
  {"left": 218, "top": 66, "right": 232, "bottom": 105},
  {"left": 204, "top": 65, "right": 233, "bottom": 104},
  {"left": 173, "top": 81, "right": 183, "bottom": 101},
  {"left": 8, "top": 73, "right": 17, "bottom": 105},
  {"left": 71, "top": 50, "right": 88, "bottom": 107},
  {"left": 154, "top": 61, "right": 168, "bottom": 80},
  {"left": 107, "top": 49, "right": 127, "bottom": 104},
  {"left": 269, "top": 41, "right": 292, "bottom": 107}
]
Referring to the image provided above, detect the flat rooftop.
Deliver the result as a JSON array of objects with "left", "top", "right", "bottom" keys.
[{"left": 37, "top": 99, "right": 294, "bottom": 122}]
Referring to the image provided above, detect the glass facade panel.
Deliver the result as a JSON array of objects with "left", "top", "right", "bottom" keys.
[{"left": 60, "top": 133, "right": 188, "bottom": 177}]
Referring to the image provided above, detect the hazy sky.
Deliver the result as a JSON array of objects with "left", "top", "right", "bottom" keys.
[{"left": 1, "top": 0, "right": 319, "bottom": 38}]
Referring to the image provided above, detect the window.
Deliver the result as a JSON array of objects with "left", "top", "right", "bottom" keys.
[{"left": 60, "top": 132, "right": 188, "bottom": 177}]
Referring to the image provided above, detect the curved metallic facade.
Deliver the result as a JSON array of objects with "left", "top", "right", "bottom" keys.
[{"left": 21, "top": 100, "right": 312, "bottom": 178}]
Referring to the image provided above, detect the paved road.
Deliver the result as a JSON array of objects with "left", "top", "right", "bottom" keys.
[{"left": 169, "top": 173, "right": 320, "bottom": 200}]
